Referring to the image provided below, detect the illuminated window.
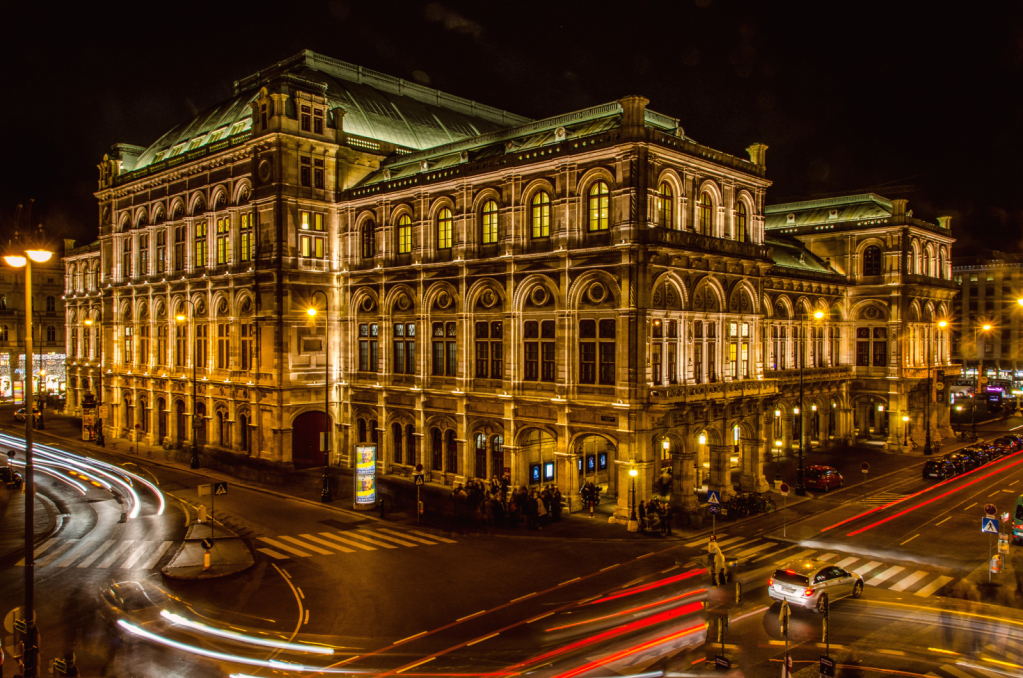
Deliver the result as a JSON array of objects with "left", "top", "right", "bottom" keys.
[
  {"left": 122, "top": 237, "right": 132, "bottom": 278},
  {"left": 481, "top": 201, "right": 498, "bottom": 244},
  {"left": 437, "top": 208, "right": 453, "bottom": 250},
  {"left": 432, "top": 321, "right": 457, "bottom": 376},
  {"left": 239, "top": 213, "right": 254, "bottom": 262},
  {"left": 215, "top": 217, "right": 230, "bottom": 265},
  {"left": 863, "top": 246, "right": 882, "bottom": 276},
  {"left": 156, "top": 230, "right": 166, "bottom": 273},
  {"left": 397, "top": 215, "right": 412, "bottom": 254},
  {"left": 531, "top": 191, "right": 551, "bottom": 238},
  {"left": 298, "top": 211, "right": 326, "bottom": 258},
  {"left": 362, "top": 222, "right": 376, "bottom": 259},
  {"left": 194, "top": 221, "right": 207, "bottom": 268},
  {"left": 735, "top": 202, "right": 748, "bottom": 242},
  {"left": 588, "top": 181, "right": 610, "bottom": 231},
  {"left": 658, "top": 182, "right": 673, "bottom": 227},
  {"left": 698, "top": 192, "right": 712, "bottom": 234}
]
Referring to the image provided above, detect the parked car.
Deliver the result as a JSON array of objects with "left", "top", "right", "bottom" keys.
[
  {"left": 1008, "top": 433, "right": 1023, "bottom": 448},
  {"left": 993, "top": 437, "right": 1017, "bottom": 455},
  {"left": 943, "top": 452, "right": 974, "bottom": 474},
  {"left": 961, "top": 446, "right": 991, "bottom": 467},
  {"left": 769, "top": 558, "right": 863, "bottom": 613},
  {"left": 923, "top": 459, "right": 956, "bottom": 480},
  {"left": 802, "top": 465, "right": 844, "bottom": 491},
  {"left": 13, "top": 408, "right": 40, "bottom": 424}
]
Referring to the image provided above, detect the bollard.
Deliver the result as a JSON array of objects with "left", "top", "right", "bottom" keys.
[
  {"left": 198, "top": 504, "right": 207, "bottom": 522},
  {"left": 204, "top": 549, "right": 211, "bottom": 571}
]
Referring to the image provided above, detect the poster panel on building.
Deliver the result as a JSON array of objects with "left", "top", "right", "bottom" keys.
[{"left": 354, "top": 443, "right": 377, "bottom": 510}]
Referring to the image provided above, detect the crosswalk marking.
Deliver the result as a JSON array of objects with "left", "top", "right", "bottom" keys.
[
  {"left": 853, "top": 560, "right": 883, "bottom": 576},
  {"left": 76, "top": 540, "right": 117, "bottom": 568},
  {"left": 915, "top": 575, "right": 953, "bottom": 597},
  {"left": 753, "top": 543, "right": 797, "bottom": 563},
  {"left": 817, "top": 553, "right": 838, "bottom": 562},
  {"left": 889, "top": 569, "right": 929, "bottom": 592},
  {"left": 258, "top": 537, "right": 310, "bottom": 558},
  {"left": 409, "top": 529, "right": 456, "bottom": 544},
  {"left": 301, "top": 534, "right": 355, "bottom": 553},
  {"left": 360, "top": 529, "right": 418, "bottom": 547},
  {"left": 342, "top": 533, "right": 397, "bottom": 549},
  {"left": 777, "top": 549, "right": 816, "bottom": 564},
  {"left": 97, "top": 541, "right": 135, "bottom": 568},
  {"left": 36, "top": 540, "right": 78, "bottom": 567},
  {"left": 321, "top": 533, "right": 377, "bottom": 551},
  {"left": 381, "top": 529, "right": 438, "bottom": 545},
  {"left": 941, "top": 665, "right": 978, "bottom": 678},
  {"left": 137, "top": 541, "right": 173, "bottom": 570},
  {"left": 119, "top": 542, "right": 153, "bottom": 569},
  {"left": 257, "top": 548, "right": 290, "bottom": 559},
  {"left": 836, "top": 556, "right": 859, "bottom": 568},
  {"left": 866, "top": 565, "right": 905, "bottom": 586},
  {"left": 279, "top": 535, "right": 332, "bottom": 556},
  {"left": 735, "top": 542, "right": 777, "bottom": 558},
  {"left": 16, "top": 538, "right": 59, "bottom": 566},
  {"left": 684, "top": 535, "right": 721, "bottom": 548},
  {"left": 861, "top": 492, "right": 909, "bottom": 507}
]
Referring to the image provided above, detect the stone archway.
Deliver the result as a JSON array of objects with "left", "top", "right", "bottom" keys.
[{"left": 576, "top": 435, "right": 616, "bottom": 497}]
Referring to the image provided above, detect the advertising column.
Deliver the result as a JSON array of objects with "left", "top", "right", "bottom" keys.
[{"left": 354, "top": 443, "right": 377, "bottom": 511}]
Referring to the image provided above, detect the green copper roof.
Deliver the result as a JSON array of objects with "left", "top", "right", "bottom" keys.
[
  {"left": 128, "top": 50, "right": 531, "bottom": 173},
  {"left": 767, "top": 237, "right": 835, "bottom": 274},
  {"left": 765, "top": 193, "right": 893, "bottom": 229}
]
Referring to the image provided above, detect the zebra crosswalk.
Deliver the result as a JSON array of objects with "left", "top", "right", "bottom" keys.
[
  {"left": 859, "top": 491, "right": 911, "bottom": 507},
  {"left": 16, "top": 538, "right": 176, "bottom": 570},
  {"left": 929, "top": 657, "right": 1023, "bottom": 678},
  {"left": 684, "top": 534, "right": 956, "bottom": 598},
  {"left": 256, "top": 528, "right": 456, "bottom": 561}
]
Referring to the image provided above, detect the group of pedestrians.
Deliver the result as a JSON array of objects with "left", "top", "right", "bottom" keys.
[
  {"left": 637, "top": 497, "right": 674, "bottom": 535},
  {"left": 450, "top": 475, "right": 564, "bottom": 530}
]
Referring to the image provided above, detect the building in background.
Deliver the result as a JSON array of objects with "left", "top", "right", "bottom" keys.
[{"left": 63, "top": 50, "right": 959, "bottom": 519}]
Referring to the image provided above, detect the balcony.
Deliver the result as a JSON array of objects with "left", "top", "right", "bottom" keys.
[
  {"left": 649, "top": 378, "right": 779, "bottom": 402},
  {"left": 642, "top": 227, "right": 772, "bottom": 260},
  {"left": 763, "top": 366, "right": 853, "bottom": 382}
]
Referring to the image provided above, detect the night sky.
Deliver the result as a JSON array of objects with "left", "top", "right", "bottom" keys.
[{"left": 3, "top": 1, "right": 1022, "bottom": 256}]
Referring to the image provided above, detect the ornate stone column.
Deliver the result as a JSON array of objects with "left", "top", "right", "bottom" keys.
[
  {"left": 738, "top": 439, "right": 769, "bottom": 493},
  {"left": 707, "top": 443, "right": 733, "bottom": 499},
  {"left": 672, "top": 446, "right": 699, "bottom": 512}
]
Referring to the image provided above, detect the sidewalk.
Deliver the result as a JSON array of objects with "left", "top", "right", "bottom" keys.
[{"left": 0, "top": 488, "right": 58, "bottom": 564}]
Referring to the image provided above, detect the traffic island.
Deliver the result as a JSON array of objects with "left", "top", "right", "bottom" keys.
[{"left": 162, "top": 521, "right": 254, "bottom": 580}]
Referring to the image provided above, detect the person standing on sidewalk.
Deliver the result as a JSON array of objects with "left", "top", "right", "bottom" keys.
[{"left": 708, "top": 536, "right": 726, "bottom": 586}]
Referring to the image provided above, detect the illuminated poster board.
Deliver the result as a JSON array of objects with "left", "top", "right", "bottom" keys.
[
  {"left": 13, "top": 381, "right": 23, "bottom": 404},
  {"left": 354, "top": 443, "right": 377, "bottom": 509}
]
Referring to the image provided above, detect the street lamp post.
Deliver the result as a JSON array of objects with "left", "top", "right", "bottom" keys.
[
  {"left": 175, "top": 302, "right": 201, "bottom": 469},
  {"left": 627, "top": 462, "right": 638, "bottom": 532},
  {"left": 4, "top": 237, "right": 54, "bottom": 678},
  {"left": 307, "top": 290, "right": 333, "bottom": 503},
  {"left": 902, "top": 414, "right": 909, "bottom": 446},
  {"left": 923, "top": 320, "right": 947, "bottom": 456},
  {"left": 33, "top": 310, "right": 45, "bottom": 430},
  {"left": 973, "top": 324, "right": 992, "bottom": 436},
  {"left": 795, "top": 310, "right": 824, "bottom": 497}
]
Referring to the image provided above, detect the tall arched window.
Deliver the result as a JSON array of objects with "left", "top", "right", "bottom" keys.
[
  {"left": 588, "top": 181, "right": 609, "bottom": 232},
  {"left": 392, "top": 422, "right": 404, "bottom": 465},
  {"left": 735, "top": 202, "right": 748, "bottom": 242},
  {"left": 938, "top": 249, "right": 947, "bottom": 279},
  {"left": 405, "top": 423, "right": 417, "bottom": 465},
  {"left": 658, "top": 182, "right": 673, "bottom": 227},
  {"left": 431, "top": 427, "right": 443, "bottom": 470},
  {"left": 863, "top": 246, "right": 882, "bottom": 276},
  {"left": 397, "top": 215, "right": 412, "bottom": 254},
  {"left": 437, "top": 208, "right": 453, "bottom": 250},
  {"left": 361, "top": 222, "right": 375, "bottom": 259},
  {"left": 698, "top": 192, "right": 712, "bottom": 234},
  {"left": 474, "top": 432, "right": 487, "bottom": 479},
  {"left": 481, "top": 200, "right": 498, "bottom": 244},
  {"left": 531, "top": 191, "right": 551, "bottom": 238}
]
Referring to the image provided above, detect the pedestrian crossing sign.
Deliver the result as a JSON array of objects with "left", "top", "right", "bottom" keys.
[
  {"left": 707, "top": 490, "right": 720, "bottom": 505},
  {"left": 982, "top": 517, "right": 1000, "bottom": 534},
  {"left": 214, "top": 482, "right": 228, "bottom": 495}
]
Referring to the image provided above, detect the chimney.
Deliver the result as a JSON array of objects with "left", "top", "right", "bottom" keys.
[
  {"left": 618, "top": 95, "right": 649, "bottom": 139},
  {"left": 746, "top": 143, "right": 768, "bottom": 169},
  {"left": 891, "top": 199, "right": 908, "bottom": 218},
  {"left": 937, "top": 216, "right": 952, "bottom": 230},
  {"left": 64, "top": 239, "right": 76, "bottom": 254}
]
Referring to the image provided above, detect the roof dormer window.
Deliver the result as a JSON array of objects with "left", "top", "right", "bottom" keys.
[
  {"left": 153, "top": 151, "right": 166, "bottom": 163},
  {"left": 828, "top": 209, "right": 839, "bottom": 220},
  {"left": 169, "top": 143, "right": 186, "bottom": 157},
  {"left": 786, "top": 213, "right": 795, "bottom": 224},
  {"left": 207, "top": 127, "right": 226, "bottom": 144},
  {"left": 187, "top": 136, "right": 205, "bottom": 151},
  {"left": 233, "top": 120, "right": 248, "bottom": 137}
]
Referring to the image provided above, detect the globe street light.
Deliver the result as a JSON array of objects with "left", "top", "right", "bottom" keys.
[
  {"left": 307, "top": 291, "right": 333, "bottom": 503},
  {"left": 628, "top": 463, "right": 639, "bottom": 532},
  {"left": 4, "top": 239, "right": 54, "bottom": 678},
  {"left": 902, "top": 414, "right": 910, "bottom": 446}
]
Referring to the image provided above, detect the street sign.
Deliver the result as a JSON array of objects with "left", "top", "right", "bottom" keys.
[
  {"left": 214, "top": 482, "right": 228, "bottom": 495},
  {"left": 983, "top": 517, "right": 1000, "bottom": 534},
  {"left": 780, "top": 482, "right": 789, "bottom": 497},
  {"left": 201, "top": 537, "right": 213, "bottom": 550},
  {"left": 1000, "top": 534, "right": 1010, "bottom": 554},
  {"left": 708, "top": 504, "right": 720, "bottom": 514},
  {"left": 986, "top": 503, "right": 998, "bottom": 516},
  {"left": 198, "top": 484, "right": 211, "bottom": 497},
  {"left": 861, "top": 462, "right": 870, "bottom": 473},
  {"left": 13, "top": 619, "right": 26, "bottom": 634},
  {"left": 413, "top": 473, "right": 425, "bottom": 486},
  {"left": 820, "top": 655, "right": 836, "bottom": 678},
  {"left": 5, "top": 450, "right": 12, "bottom": 459},
  {"left": 714, "top": 654, "right": 731, "bottom": 670},
  {"left": 707, "top": 490, "right": 721, "bottom": 505}
]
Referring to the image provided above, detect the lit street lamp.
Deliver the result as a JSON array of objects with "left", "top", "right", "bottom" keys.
[
  {"left": 902, "top": 414, "right": 909, "bottom": 446},
  {"left": 628, "top": 462, "right": 638, "bottom": 532},
  {"left": 4, "top": 228, "right": 54, "bottom": 678},
  {"left": 307, "top": 290, "right": 333, "bottom": 503},
  {"left": 175, "top": 302, "right": 201, "bottom": 469}
]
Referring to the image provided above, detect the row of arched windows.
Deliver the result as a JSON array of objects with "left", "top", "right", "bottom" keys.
[{"left": 656, "top": 182, "right": 751, "bottom": 242}]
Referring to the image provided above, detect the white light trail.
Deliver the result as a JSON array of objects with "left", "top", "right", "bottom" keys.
[{"left": 160, "top": 611, "right": 334, "bottom": 654}]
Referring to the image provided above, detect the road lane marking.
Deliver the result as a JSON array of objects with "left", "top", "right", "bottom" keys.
[
  {"left": 76, "top": 540, "right": 116, "bottom": 568},
  {"left": 297, "top": 587, "right": 305, "bottom": 599},
  {"left": 319, "top": 533, "right": 376, "bottom": 551},
  {"left": 890, "top": 570, "right": 929, "bottom": 592},
  {"left": 853, "top": 561, "right": 883, "bottom": 576},
  {"left": 1003, "top": 490, "right": 1016, "bottom": 493},
  {"left": 1012, "top": 481, "right": 1020, "bottom": 487},
  {"left": 941, "top": 665, "right": 976, "bottom": 678},
  {"left": 527, "top": 611, "right": 554, "bottom": 623},
  {"left": 301, "top": 534, "right": 356, "bottom": 553},
  {"left": 965, "top": 503, "right": 977, "bottom": 511},
  {"left": 735, "top": 542, "right": 777, "bottom": 558},
  {"left": 866, "top": 566, "right": 905, "bottom": 586},
  {"left": 836, "top": 557, "right": 859, "bottom": 568},
  {"left": 379, "top": 529, "right": 439, "bottom": 545},
  {"left": 257, "top": 537, "right": 310, "bottom": 558},
  {"left": 915, "top": 575, "right": 954, "bottom": 597},
  {"left": 776, "top": 549, "right": 816, "bottom": 564},
  {"left": 878, "top": 649, "right": 906, "bottom": 656},
  {"left": 511, "top": 592, "right": 537, "bottom": 603},
  {"left": 257, "top": 548, "right": 289, "bottom": 559},
  {"left": 359, "top": 529, "right": 418, "bottom": 547},
  {"left": 621, "top": 578, "right": 645, "bottom": 588},
  {"left": 467, "top": 632, "right": 499, "bottom": 646},
  {"left": 97, "top": 540, "right": 135, "bottom": 568},
  {"left": 600, "top": 563, "right": 620, "bottom": 572},
  {"left": 304, "top": 610, "right": 309, "bottom": 624},
  {"left": 559, "top": 577, "right": 581, "bottom": 586},
  {"left": 409, "top": 529, "right": 456, "bottom": 543},
  {"left": 396, "top": 631, "right": 427, "bottom": 645},
  {"left": 636, "top": 552, "right": 654, "bottom": 559},
  {"left": 36, "top": 540, "right": 78, "bottom": 567},
  {"left": 396, "top": 657, "right": 434, "bottom": 674},
  {"left": 137, "top": 541, "right": 173, "bottom": 569},
  {"left": 685, "top": 535, "right": 723, "bottom": 548},
  {"left": 900, "top": 534, "right": 921, "bottom": 546},
  {"left": 16, "top": 538, "right": 59, "bottom": 566},
  {"left": 119, "top": 542, "right": 153, "bottom": 569},
  {"left": 754, "top": 544, "right": 797, "bottom": 563},
  {"left": 341, "top": 532, "right": 397, "bottom": 549},
  {"left": 661, "top": 565, "right": 679, "bottom": 574},
  {"left": 457, "top": 611, "right": 485, "bottom": 622},
  {"left": 937, "top": 517, "right": 951, "bottom": 526},
  {"left": 271, "top": 563, "right": 305, "bottom": 650},
  {"left": 280, "top": 535, "right": 332, "bottom": 555}
]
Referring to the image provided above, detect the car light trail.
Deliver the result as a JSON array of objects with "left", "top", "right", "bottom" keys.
[
  {"left": 161, "top": 610, "right": 334, "bottom": 654},
  {"left": 821, "top": 449, "right": 1023, "bottom": 534},
  {"left": 549, "top": 622, "right": 705, "bottom": 678},
  {"left": 8, "top": 458, "right": 90, "bottom": 495},
  {"left": 846, "top": 456, "right": 1023, "bottom": 537},
  {"left": 958, "top": 662, "right": 1021, "bottom": 677},
  {"left": 546, "top": 589, "right": 706, "bottom": 632},
  {"left": 583, "top": 568, "right": 705, "bottom": 605},
  {"left": 117, "top": 621, "right": 359, "bottom": 673}
]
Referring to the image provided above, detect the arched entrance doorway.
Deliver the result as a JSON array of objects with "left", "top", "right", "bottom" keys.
[
  {"left": 854, "top": 397, "right": 888, "bottom": 438},
  {"left": 292, "top": 411, "right": 330, "bottom": 469},
  {"left": 521, "top": 429, "right": 555, "bottom": 487},
  {"left": 123, "top": 395, "right": 134, "bottom": 435},
  {"left": 577, "top": 435, "right": 615, "bottom": 494},
  {"left": 492, "top": 435, "right": 504, "bottom": 479}
]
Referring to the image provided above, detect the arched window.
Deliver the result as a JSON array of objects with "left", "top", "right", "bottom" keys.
[
  {"left": 392, "top": 422, "right": 404, "bottom": 465},
  {"left": 431, "top": 427, "right": 443, "bottom": 470},
  {"left": 906, "top": 248, "right": 915, "bottom": 274},
  {"left": 698, "top": 192, "right": 712, "bottom": 234},
  {"left": 46, "top": 326, "right": 55, "bottom": 342},
  {"left": 46, "top": 296, "right": 55, "bottom": 313},
  {"left": 938, "top": 249, "right": 947, "bottom": 279},
  {"left": 658, "top": 182, "right": 673, "bottom": 227},
  {"left": 863, "top": 246, "right": 882, "bottom": 276},
  {"left": 531, "top": 191, "right": 551, "bottom": 238},
  {"left": 588, "top": 181, "right": 609, "bottom": 232},
  {"left": 474, "top": 432, "right": 487, "bottom": 479},
  {"left": 481, "top": 200, "right": 498, "bottom": 245},
  {"left": 362, "top": 222, "right": 375, "bottom": 259},
  {"left": 405, "top": 423, "right": 417, "bottom": 466},
  {"left": 445, "top": 429, "right": 457, "bottom": 474},
  {"left": 397, "top": 215, "right": 412, "bottom": 254},
  {"left": 437, "top": 208, "right": 453, "bottom": 250},
  {"left": 358, "top": 418, "right": 367, "bottom": 442},
  {"left": 735, "top": 202, "right": 748, "bottom": 243}
]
